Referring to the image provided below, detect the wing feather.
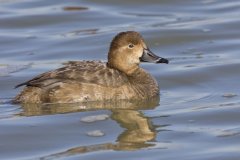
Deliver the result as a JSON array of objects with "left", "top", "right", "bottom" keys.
[{"left": 15, "top": 61, "right": 128, "bottom": 88}]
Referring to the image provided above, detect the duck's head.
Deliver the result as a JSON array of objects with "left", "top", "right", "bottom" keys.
[{"left": 107, "top": 31, "right": 169, "bottom": 75}]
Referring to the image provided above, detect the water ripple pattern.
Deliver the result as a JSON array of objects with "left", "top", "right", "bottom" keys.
[{"left": 0, "top": 0, "right": 240, "bottom": 160}]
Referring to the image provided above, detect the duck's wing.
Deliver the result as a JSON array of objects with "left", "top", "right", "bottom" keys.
[
  {"left": 14, "top": 69, "right": 62, "bottom": 88},
  {"left": 15, "top": 61, "right": 128, "bottom": 88}
]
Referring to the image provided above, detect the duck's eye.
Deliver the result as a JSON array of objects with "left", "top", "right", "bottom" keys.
[{"left": 128, "top": 44, "right": 134, "bottom": 48}]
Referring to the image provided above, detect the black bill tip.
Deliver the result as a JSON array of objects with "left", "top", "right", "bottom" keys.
[{"left": 156, "top": 58, "right": 169, "bottom": 64}]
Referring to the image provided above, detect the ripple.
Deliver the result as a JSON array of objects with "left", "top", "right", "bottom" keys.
[
  {"left": 161, "top": 90, "right": 212, "bottom": 107},
  {"left": 86, "top": 130, "right": 105, "bottom": 137},
  {"left": 222, "top": 93, "right": 238, "bottom": 98},
  {"left": 60, "top": 28, "right": 99, "bottom": 38},
  {"left": 81, "top": 114, "right": 109, "bottom": 123},
  {"left": 121, "top": 12, "right": 174, "bottom": 18},
  {"left": 63, "top": 6, "right": 88, "bottom": 11},
  {"left": 0, "top": 63, "right": 32, "bottom": 76},
  {"left": 0, "top": 103, "right": 21, "bottom": 119},
  {"left": 217, "top": 128, "right": 240, "bottom": 138}
]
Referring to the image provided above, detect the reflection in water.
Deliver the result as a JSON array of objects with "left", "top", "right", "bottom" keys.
[
  {"left": 111, "top": 109, "right": 156, "bottom": 149},
  {"left": 18, "top": 98, "right": 160, "bottom": 159},
  {"left": 40, "top": 110, "right": 156, "bottom": 160}
]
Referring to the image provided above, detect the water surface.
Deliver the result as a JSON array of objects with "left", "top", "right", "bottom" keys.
[{"left": 0, "top": 0, "right": 240, "bottom": 160}]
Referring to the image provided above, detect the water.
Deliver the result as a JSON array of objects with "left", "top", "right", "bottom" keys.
[{"left": 0, "top": 0, "right": 240, "bottom": 159}]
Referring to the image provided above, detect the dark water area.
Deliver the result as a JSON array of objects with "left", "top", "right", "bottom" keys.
[{"left": 0, "top": 0, "right": 240, "bottom": 159}]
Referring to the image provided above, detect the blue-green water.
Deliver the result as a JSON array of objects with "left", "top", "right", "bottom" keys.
[{"left": 0, "top": 0, "right": 240, "bottom": 159}]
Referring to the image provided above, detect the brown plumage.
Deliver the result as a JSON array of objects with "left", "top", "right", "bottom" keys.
[{"left": 13, "top": 31, "right": 168, "bottom": 104}]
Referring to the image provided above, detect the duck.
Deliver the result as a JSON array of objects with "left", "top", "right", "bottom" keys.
[{"left": 13, "top": 31, "right": 168, "bottom": 104}]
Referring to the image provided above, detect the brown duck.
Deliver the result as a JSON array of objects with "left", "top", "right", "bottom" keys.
[{"left": 14, "top": 31, "right": 168, "bottom": 104}]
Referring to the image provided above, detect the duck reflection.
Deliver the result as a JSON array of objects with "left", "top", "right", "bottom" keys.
[
  {"left": 111, "top": 109, "right": 156, "bottom": 150},
  {"left": 18, "top": 97, "right": 159, "bottom": 158},
  {"left": 42, "top": 109, "right": 157, "bottom": 159}
]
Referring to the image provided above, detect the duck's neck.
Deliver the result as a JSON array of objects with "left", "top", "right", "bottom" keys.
[{"left": 107, "top": 61, "right": 139, "bottom": 75}]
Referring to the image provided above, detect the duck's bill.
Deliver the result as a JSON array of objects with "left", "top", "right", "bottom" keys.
[{"left": 140, "top": 48, "right": 169, "bottom": 64}]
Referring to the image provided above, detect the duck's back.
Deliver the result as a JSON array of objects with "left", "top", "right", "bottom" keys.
[{"left": 14, "top": 61, "right": 131, "bottom": 103}]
